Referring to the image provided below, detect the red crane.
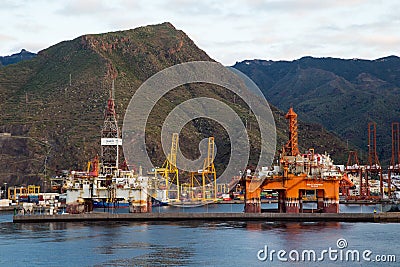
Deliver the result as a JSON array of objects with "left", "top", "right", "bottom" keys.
[
  {"left": 388, "top": 122, "right": 400, "bottom": 197},
  {"left": 366, "top": 122, "right": 383, "bottom": 197}
]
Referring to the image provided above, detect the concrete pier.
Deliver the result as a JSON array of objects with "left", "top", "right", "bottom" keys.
[
  {"left": 13, "top": 212, "right": 400, "bottom": 223},
  {"left": 0, "top": 206, "right": 18, "bottom": 212}
]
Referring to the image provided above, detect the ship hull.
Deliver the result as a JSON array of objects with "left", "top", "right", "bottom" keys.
[{"left": 93, "top": 201, "right": 129, "bottom": 209}]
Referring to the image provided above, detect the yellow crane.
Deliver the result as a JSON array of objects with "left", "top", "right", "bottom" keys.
[
  {"left": 155, "top": 133, "right": 180, "bottom": 202},
  {"left": 190, "top": 137, "right": 217, "bottom": 201}
]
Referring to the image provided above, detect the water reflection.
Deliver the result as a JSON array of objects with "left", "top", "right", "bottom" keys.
[
  {"left": 1, "top": 207, "right": 398, "bottom": 267},
  {"left": 96, "top": 246, "right": 194, "bottom": 267}
]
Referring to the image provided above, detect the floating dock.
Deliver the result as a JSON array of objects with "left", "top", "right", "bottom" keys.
[{"left": 13, "top": 212, "right": 400, "bottom": 223}]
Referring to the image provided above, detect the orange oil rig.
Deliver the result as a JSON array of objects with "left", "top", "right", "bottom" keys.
[{"left": 245, "top": 108, "right": 347, "bottom": 213}]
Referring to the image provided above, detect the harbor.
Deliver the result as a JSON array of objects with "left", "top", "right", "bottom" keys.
[
  {"left": 1, "top": 10, "right": 400, "bottom": 266},
  {"left": 3, "top": 80, "right": 400, "bottom": 265},
  {"left": 3, "top": 101, "right": 400, "bottom": 218},
  {"left": 2, "top": 71, "right": 400, "bottom": 220}
]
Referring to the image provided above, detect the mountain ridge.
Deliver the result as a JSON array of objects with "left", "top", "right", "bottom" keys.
[
  {"left": 0, "top": 22, "right": 350, "bottom": 186},
  {"left": 0, "top": 49, "right": 36, "bottom": 66},
  {"left": 233, "top": 56, "right": 400, "bottom": 164}
]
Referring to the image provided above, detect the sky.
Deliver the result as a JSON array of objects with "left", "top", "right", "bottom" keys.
[{"left": 0, "top": 0, "right": 399, "bottom": 65}]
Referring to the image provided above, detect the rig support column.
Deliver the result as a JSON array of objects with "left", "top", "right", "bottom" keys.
[
  {"left": 278, "top": 190, "right": 286, "bottom": 213},
  {"left": 244, "top": 177, "right": 261, "bottom": 213}
]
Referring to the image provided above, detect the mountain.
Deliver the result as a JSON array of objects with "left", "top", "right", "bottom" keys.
[
  {"left": 0, "top": 23, "right": 349, "bottom": 186},
  {"left": 0, "top": 49, "right": 36, "bottom": 66},
  {"left": 233, "top": 56, "right": 400, "bottom": 164}
]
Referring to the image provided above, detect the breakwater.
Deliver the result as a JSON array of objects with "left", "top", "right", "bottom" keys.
[{"left": 13, "top": 212, "right": 400, "bottom": 223}]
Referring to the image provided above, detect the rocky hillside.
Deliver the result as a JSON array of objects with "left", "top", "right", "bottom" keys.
[{"left": 0, "top": 23, "right": 349, "bottom": 186}]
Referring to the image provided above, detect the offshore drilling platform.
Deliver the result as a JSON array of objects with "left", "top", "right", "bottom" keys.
[
  {"left": 63, "top": 81, "right": 153, "bottom": 213},
  {"left": 245, "top": 108, "right": 344, "bottom": 213}
]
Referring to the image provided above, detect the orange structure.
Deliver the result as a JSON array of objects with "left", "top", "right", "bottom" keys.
[
  {"left": 388, "top": 122, "right": 400, "bottom": 198},
  {"left": 245, "top": 108, "right": 342, "bottom": 213},
  {"left": 284, "top": 107, "right": 300, "bottom": 156},
  {"left": 340, "top": 173, "right": 355, "bottom": 197},
  {"left": 344, "top": 151, "right": 362, "bottom": 197},
  {"left": 366, "top": 122, "right": 383, "bottom": 197}
]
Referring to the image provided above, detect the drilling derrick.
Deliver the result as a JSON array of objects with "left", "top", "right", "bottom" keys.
[
  {"left": 284, "top": 107, "right": 300, "bottom": 156},
  {"left": 388, "top": 122, "right": 400, "bottom": 197},
  {"left": 366, "top": 122, "right": 383, "bottom": 197},
  {"left": 101, "top": 80, "right": 122, "bottom": 175}
]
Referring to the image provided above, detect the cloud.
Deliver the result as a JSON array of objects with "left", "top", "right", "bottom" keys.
[
  {"left": 0, "top": 34, "right": 16, "bottom": 42},
  {"left": 11, "top": 41, "right": 47, "bottom": 54},
  {"left": 165, "top": 0, "right": 224, "bottom": 16},
  {"left": 1, "top": 0, "right": 399, "bottom": 63},
  {"left": 57, "top": 0, "right": 113, "bottom": 16},
  {"left": 1, "top": 0, "right": 23, "bottom": 9},
  {"left": 244, "top": 0, "right": 365, "bottom": 13},
  {"left": 0, "top": 34, "right": 17, "bottom": 54},
  {"left": 361, "top": 35, "right": 400, "bottom": 49}
]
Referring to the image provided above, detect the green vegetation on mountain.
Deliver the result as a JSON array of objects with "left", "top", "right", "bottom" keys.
[
  {"left": 234, "top": 57, "right": 400, "bottom": 164},
  {"left": 0, "top": 23, "right": 349, "bottom": 186},
  {"left": 0, "top": 49, "right": 36, "bottom": 67}
]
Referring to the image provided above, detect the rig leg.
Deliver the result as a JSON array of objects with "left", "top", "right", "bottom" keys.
[
  {"left": 316, "top": 189, "right": 324, "bottom": 212},
  {"left": 323, "top": 199, "right": 339, "bottom": 213},
  {"left": 244, "top": 198, "right": 261, "bottom": 213},
  {"left": 278, "top": 190, "right": 286, "bottom": 213},
  {"left": 285, "top": 198, "right": 300, "bottom": 213},
  {"left": 299, "top": 190, "right": 304, "bottom": 213}
]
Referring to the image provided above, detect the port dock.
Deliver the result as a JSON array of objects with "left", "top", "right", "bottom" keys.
[
  {"left": 13, "top": 212, "right": 400, "bottom": 223},
  {"left": 0, "top": 206, "right": 16, "bottom": 212}
]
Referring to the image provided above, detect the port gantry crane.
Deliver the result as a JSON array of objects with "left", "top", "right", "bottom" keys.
[
  {"left": 153, "top": 134, "right": 217, "bottom": 203},
  {"left": 343, "top": 151, "right": 362, "bottom": 198},
  {"left": 344, "top": 122, "right": 398, "bottom": 200},
  {"left": 366, "top": 122, "right": 384, "bottom": 198},
  {"left": 201, "top": 137, "right": 217, "bottom": 201},
  {"left": 154, "top": 133, "right": 180, "bottom": 202},
  {"left": 388, "top": 122, "right": 400, "bottom": 197},
  {"left": 189, "top": 137, "right": 217, "bottom": 202}
]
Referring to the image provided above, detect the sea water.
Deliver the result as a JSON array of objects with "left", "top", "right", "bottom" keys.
[{"left": 0, "top": 204, "right": 398, "bottom": 267}]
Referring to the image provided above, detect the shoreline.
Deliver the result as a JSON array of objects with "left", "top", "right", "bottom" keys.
[{"left": 13, "top": 212, "right": 400, "bottom": 223}]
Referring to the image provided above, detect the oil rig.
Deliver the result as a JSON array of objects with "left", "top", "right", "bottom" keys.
[
  {"left": 244, "top": 108, "right": 345, "bottom": 213},
  {"left": 63, "top": 81, "right": 152, "bottom": 213},
  {"left": 62, "top": 80, "right": 221, "bottom": 212}
]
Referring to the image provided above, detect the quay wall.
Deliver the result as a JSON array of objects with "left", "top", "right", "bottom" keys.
[{"left": 13, "top": 212, "right": 400, "bottom": 223}]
